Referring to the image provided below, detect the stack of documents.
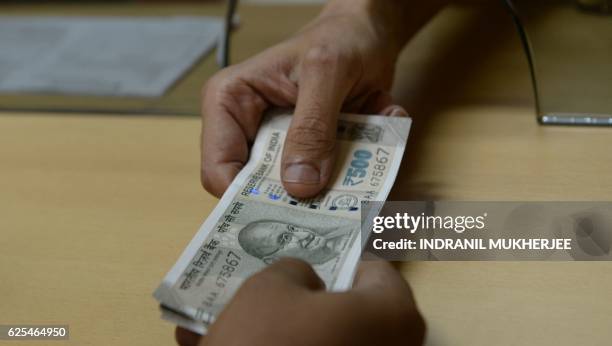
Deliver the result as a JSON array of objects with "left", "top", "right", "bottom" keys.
[{"left": 0, "top": 16, "right": 223, "bottom": 97}]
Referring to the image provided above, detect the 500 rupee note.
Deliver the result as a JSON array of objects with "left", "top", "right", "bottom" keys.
[{"left": 154, "top": 111, "right": 411, "bottom": 334}]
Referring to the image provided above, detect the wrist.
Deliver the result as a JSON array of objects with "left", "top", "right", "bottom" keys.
[
  {"left": 318, "top": 0, "right": 404, "bottom": 57},
  {"left": 319, "top": 0, "right": 447, "bottom": 56}
]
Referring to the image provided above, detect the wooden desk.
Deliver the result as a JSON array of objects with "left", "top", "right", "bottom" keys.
[{"left": 1, "top": 2, "right": 611, "bottom": 346}]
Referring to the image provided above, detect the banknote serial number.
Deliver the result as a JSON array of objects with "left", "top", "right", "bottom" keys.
[
  {"left": 342, "top": 148, "right": 390, "bottom": 187},
  {"left": 0, "top": 325, "right": 68, "bottom": 340},
  {"left": 369, "top": 147, "right": 390, "bottom": 188},
  {"left": 215, "top": 251, "right": 242, "bottom": 289}
]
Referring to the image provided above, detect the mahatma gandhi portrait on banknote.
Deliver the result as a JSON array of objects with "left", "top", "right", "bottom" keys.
[
  {"left": 160, "top": 199, "right": 359, "bottom": 319},
  {"left": 211, "top": 199, "right": 358, "bottom": 281},
  {"left": 238, "top": 219, "right": 353, "bottom": 265},
  {"left": 154, "top": 112, "right": 411, "bottom": 332}
]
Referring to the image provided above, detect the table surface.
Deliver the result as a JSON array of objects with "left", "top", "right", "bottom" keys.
[{"left": 1, "top": 2, "right": 611, "bottom": 346}]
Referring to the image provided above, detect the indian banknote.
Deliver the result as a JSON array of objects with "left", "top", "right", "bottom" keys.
[{"left": 154, "top": 110, "right": 411, "bottom": 334}]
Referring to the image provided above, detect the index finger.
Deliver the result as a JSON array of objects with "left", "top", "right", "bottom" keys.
[{"left": 200, "top": 73, "right": 267, "bottom": 198}]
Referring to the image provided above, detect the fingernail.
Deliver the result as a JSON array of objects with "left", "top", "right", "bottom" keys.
[
  {"left": 283, "top": 163, "right": 320, "bottom": 184},
  {"left": 389, "top": 106, "right": 408, "bottom": 117}
]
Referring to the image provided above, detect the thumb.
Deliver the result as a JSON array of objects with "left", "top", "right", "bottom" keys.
[{"left": 281, "top": 47, "right": 356, "bottom": 198}]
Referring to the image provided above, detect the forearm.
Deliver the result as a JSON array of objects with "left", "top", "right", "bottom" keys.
[{"left": 320, "top": 0, "right": 449, "bottom": 56}]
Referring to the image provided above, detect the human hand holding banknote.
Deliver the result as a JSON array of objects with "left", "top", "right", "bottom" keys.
[
  {"left": 199, "top": 0, "right": 421, "bottom": 199},
  {"left": 156, "top": 111, "right": 412, "bottom": 330},
  {"left": 175, "top": 259, "right": 425, "bottom": 346},
  {"left": 157, "top": 0, "right": 451, "bottom": 344}
]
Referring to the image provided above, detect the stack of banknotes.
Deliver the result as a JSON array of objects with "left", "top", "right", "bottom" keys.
[{"left": 154, "top": 111, "right": 411, "bottom": 334}]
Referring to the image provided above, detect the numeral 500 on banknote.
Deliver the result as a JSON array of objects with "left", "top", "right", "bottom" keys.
[{"left": 154, "top": 111, "right": 411, "bottom": 334}]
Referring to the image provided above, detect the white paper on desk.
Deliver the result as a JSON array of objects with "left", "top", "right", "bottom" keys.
[{"left": 0, "top": 16, "right": 223, "bottom": 97}]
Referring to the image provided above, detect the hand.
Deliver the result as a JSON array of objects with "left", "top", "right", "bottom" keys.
[
  {"left": 200, "top": 0, "right": 412, "bottom": 199},
  {"left": 176, "top": 259, "right": 426, "bottom": 346}
]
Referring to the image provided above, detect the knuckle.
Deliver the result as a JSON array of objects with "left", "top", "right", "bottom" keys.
[
  {"left": 200, "top": 168, "right": 215, "bottom": 194},
  {"left": 200, "top": 80, "right": 213, "bottom": 100},
  {"left": 201, "top": 69, "right": 236, "bottom": 100},
  {"left": 201, "top": 71, "right": 223, "bottom": 99},
  {"left": 214, "top": 76, "right": 237, "bottom": 96},
  {"left": 303, "top": 45, "right": 349, "bottom": 70}
]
